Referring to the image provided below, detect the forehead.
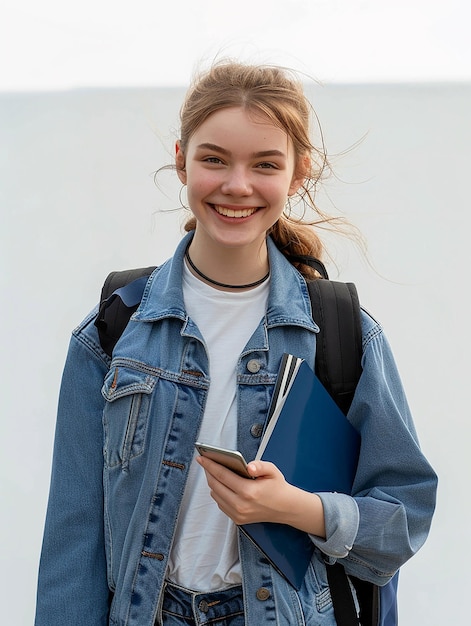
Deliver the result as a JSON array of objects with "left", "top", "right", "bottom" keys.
[{"left": 188, "top": 107, "right": 292, "bottom": 154}]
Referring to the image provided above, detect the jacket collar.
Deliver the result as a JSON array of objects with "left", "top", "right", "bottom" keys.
[{"left": 133, "top": 231, "right": 318, "bottom": 333}]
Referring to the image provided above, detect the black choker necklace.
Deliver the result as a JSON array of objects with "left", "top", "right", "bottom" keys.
[{"left": 185, "top": 247, "right": 270, "bottom": 290}]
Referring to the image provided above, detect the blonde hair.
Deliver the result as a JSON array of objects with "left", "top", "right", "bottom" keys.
[{"left": 178, "top": 60, "right": 347, "bottom": 279}]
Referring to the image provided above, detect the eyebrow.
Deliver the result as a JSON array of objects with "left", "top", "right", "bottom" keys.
[{"left": 195, "top": 143, "right": 287, "bottom": 159}]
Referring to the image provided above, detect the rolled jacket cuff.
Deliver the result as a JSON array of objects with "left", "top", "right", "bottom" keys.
[{"left": 309, "top": 492, "right": 359, "bottom": 559}]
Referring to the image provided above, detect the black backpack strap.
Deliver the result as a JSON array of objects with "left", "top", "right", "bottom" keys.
[
  {"left": 351, "top": 576, "right": 380, "bottom": 626},
  {"left": 287, "top": 254, "right": 329, "bottom": 279},
  {"left": 325, "top": 565, "right": 380, "bottom": 626},
  {"left": 308, "top": 278, "right": 381, "bottom": 626},
  {"left": 94, "top": 266, "right": 156, "bottom": 357},
  {"left": 326, "top": 562, "right": 361, "bottom": 626},
  {"left": 307, "top": 279, "right": 362, "bottom": 415}
]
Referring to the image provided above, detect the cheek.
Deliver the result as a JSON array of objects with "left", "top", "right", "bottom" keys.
[
  {"left": 187, "top": 170, "right": 219, "bottom": 196},
  {"left": 186, "top": 179, "right": 213, "bottom": 211},
  {"left": 263, "top": 178, "right": 291, "bottom": 205}
]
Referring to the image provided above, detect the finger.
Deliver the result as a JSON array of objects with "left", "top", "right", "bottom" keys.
[
  {"left": 246, "top": 460, "right": 281, "bottom": 479},
  {"left": 196, "top": 455, "right": 245, "bottom": 490}
]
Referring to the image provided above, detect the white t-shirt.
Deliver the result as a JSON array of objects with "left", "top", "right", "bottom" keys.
[{"left": 166, "top": 262, "right": 269, "bottom": 590}]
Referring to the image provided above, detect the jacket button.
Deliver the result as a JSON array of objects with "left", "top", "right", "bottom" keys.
[
  {"left": 250, "top": 423, "right": 264, "bottom": 438},
  {"left": 256, "top": 587, "right": 271, "bottom": 601},
  {"left": 247, "top": 359, "right": 261, "bottom": 373}
]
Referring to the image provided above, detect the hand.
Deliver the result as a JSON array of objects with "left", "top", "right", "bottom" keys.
[{"left": 195, "top": 456, "right": 326, "bottom": 537}]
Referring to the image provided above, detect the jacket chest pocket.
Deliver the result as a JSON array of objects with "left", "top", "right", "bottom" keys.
[{"left": 102, "top": 366, "right": 157, "bottom": 469}]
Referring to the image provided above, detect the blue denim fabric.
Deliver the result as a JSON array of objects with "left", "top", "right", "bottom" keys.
[
  {"left": 35, "top": 232, "right": 437, "bottom": 626},
  {"left": 159, "top": 582, "right": 244, "bottom": 626}
]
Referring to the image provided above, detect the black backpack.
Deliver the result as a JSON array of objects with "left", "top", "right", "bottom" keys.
[{"left": 94, "top": 260, "right": 397, "bottom": 626}]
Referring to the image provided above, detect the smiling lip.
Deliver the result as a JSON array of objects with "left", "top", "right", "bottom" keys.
[{"left": 212, "top": 204, "right": 259, "bottom": 218}]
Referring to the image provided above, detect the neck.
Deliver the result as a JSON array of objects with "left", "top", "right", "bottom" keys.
[{"left": 185, "top": 242, "right": 270, "bottom": 291}]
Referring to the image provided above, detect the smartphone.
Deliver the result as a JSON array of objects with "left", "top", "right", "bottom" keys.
[{"left": 194, "top": 442, "right": 252, "bottom": 478}]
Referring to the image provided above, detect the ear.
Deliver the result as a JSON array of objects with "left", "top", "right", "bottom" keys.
[
  {"left": 175, "top": 140, "right": 187, "bottom": 184},
  {"left": 288, "top": 154, "right": 310, "bottom": 196}
]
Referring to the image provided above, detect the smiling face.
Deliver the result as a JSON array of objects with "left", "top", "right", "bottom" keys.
[{"left": 176, "top": 107, "right": 306, "bottom": 260}]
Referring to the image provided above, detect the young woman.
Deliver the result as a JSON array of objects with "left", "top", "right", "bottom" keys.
[{"left": 35, "top": 62, "right": 437, "bottom": 626}]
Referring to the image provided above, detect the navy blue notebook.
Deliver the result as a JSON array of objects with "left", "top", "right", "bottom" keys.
[{"left": 240, "top": 355, "right": 361, "bottom": 589}]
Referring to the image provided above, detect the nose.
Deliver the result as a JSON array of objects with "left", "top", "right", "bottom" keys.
[{"left": 221, "top": 166, "right": 252, "bottom": 196}]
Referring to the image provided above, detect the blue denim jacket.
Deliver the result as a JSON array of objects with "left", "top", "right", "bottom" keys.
[{"left": 35, "top": 233, "right": 437, "bottom": 626}]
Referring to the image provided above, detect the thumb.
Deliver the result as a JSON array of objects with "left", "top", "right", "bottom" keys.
[{"left": 246, "top": 460, "right": 277, "bottom": 479}]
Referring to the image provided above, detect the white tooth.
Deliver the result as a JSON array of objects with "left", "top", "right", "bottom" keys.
[{"left": 215, "top": 205, "right": 256, "bottom": 218}]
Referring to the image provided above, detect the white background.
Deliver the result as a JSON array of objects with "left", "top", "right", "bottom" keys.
[
  {"left": 1, "top": 0, "right": 471, "bottom": 90},
  {"left": 1, "top": 2, "right": 470, "bottom": 624}
]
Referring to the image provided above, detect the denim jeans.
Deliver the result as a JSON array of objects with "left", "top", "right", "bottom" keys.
[{"left": 158, "top": 581, "right": 245, "bottom": 626}]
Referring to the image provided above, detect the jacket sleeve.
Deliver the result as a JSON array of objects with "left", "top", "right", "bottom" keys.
[
  {"left": 311, "top": 311, "right": 437, "bottom": 586},
  {"left": 35, "top": 311, "right": 111, "bottom": 625}
]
